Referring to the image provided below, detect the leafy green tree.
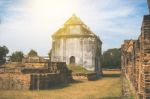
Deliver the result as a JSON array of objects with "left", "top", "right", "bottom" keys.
[
  {"left": 28, "top": 49, "right": 38, "bottom": 57},
  {"left": 48, "top": 49, "right": 52, "bottom": 60},
  {"left": 0, "top": 46, "right": 9, "bottom": 65},
  {"left": 10, "top": 51, "right": 24, "bottom": 62},
  {"left": 101, "top": 48, "right": 121, "bottom": 69}
]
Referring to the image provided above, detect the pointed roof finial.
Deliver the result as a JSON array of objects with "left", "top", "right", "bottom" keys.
[
  {"left": 64, "top": 14, "right": 84, "bottom": 25},
  {"left": 72, "top": 13, "right": 76, "bottom": 16}
]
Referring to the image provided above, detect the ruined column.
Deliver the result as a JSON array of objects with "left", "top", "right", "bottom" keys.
[
  {"left": 37, "top": 74, "right": 40, "bottom": 90},
  {"left": 148, "top": 0, "right": 150, "bottom": 13}
]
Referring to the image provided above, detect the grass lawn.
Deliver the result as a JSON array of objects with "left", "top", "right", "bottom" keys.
[{"left": 0, "top": 70, "right": 121, "bottom": 99}]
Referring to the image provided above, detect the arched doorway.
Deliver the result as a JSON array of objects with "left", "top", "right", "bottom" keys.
[{"left": 70, "top": 56, "right": 75, "bottom": 64}]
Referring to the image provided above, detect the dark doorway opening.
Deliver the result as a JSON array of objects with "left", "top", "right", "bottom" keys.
[{"left": 70, "top": 56, "right": 75, "bottom": 64}]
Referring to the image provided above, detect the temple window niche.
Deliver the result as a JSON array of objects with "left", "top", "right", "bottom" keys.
[
  {"left": 69, "top": 25, "right": 80, "bottom": 34},
  {"left": 70, "top": 56, "right": 75, "bottom": 64}
]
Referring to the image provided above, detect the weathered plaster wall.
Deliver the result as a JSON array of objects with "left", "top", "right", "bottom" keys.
[{"left": 51, "top": 37, "right": 101, "bottom": 71}]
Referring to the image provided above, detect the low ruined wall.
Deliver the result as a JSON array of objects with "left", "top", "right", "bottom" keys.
[
  {"left": 30, "top": 72, "right": 72, "bottom": 90},
  {"left": 0, "top": 72, "right": 72, "bottom": 90},
  {"left": 0, "top": 73, "right": 30, "bottom": 90},
  {"left": 72, "top": 72, "right": 98, "bottom": 80},
  {"left": 0, "top": 62, "right": 72, "bottom": 90}
]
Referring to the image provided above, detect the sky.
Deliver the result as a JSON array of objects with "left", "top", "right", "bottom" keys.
[{"left": 0, "top": 0, "right": 149, "bottom": 56}]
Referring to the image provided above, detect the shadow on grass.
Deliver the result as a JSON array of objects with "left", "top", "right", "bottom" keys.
[
  {"left": 45, "top": 80, "right": 83, "bottom": 90},
  {"left": 103, "top": 74, "right": 120, "bottom": 78},
  {"left": 71, "top": 79, "right": 84, "bottom": 84}
]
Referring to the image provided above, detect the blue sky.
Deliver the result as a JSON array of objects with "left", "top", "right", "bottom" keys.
[{"left": 0, "top": 0, "right": 149, "bottom": 56}]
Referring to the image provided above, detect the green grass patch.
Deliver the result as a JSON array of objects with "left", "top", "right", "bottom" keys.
[{"left": 67, "top": 64, "right": 88, "bottom": 73}]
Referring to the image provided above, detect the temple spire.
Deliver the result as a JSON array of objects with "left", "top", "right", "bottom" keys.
[
  {"left": 64, "top": 14, "right": 84, "bottom": 25},
  {"left": 72, "top": 13, "right": 76, "bottom": 17}
]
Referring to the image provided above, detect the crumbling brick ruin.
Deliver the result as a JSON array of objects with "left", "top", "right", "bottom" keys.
[
  {"left": 0, "top": 62, "right": 72, "bottom": 90},
  {"left": 22, "top": 55, "right": 49, "bottom": 68},
  {"left": 72, "top": 72, "right": 98, "bottom": 80},
  {"left": 121, "top": 14, "right": 150, "bottom": 98}
]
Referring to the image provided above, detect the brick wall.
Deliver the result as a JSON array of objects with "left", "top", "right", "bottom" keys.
[{"left": 0, "top": 73, "right": 30, "bottom": 90}]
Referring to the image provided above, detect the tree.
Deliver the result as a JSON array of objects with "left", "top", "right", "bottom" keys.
[
  {"left": 0, "top": 46, "right": 9, "bottom": 65},
  {"left": 10, "top": 51, "right": 24, "bottom": 62},
  {"left": 101, "top": 48, "right": 121, "bottom": 69},
  {"left": 48, "top": 49, "right": 52, "bottom": 60},
  {"left": 28, "top": 49, "right": 38, "bottom": 57}
]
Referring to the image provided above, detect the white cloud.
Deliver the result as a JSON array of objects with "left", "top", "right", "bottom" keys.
[{"left": 0, "top": 0, "right": 147, "bottom": 55}]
